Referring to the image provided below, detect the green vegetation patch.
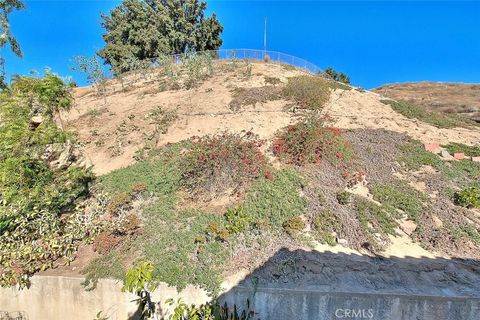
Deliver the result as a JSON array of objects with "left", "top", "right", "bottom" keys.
[
  {"left": 454, "top": 185, "right": 480, "bottom": 208},
  {"left": 0, "top": 73, "right": 97, "bottom": 288},
  {"left": 381, "top": 99, "right": 475, "bottom": 129},
  {"left": 354, "top": 197, "right": 397, "bottom": 250},
  {"left": 444, "top": 142, "right": 480, "bottom": 157},
  {"left": 370, "top": 181, "right": 425, "bottom": 220},
  {"left": 241, "top": 168, "right": 306, "bottom": 228},
  {"left": 313, "top": 209, "right": 340, "bottom": 246},
  {"left": 399, "top": 140, "right": 480, "bottom": 182}
]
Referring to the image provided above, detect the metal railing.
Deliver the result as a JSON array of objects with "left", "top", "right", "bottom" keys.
[
  {"left": 116, "top": 49, "right": 323, "bottom": 76},
  {"left": 189, "top": 49, "right": 323, "bottom": 74}
]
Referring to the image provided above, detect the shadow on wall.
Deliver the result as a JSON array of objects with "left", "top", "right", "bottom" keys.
[{"left": 216, "top": 248, "right": 480, "bottom": 320}]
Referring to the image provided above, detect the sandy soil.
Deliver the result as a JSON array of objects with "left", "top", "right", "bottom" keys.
[{"left": 324, "top": 89, "right": 480, "bottom": 146}]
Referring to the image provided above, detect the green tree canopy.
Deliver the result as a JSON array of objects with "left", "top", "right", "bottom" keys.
[
  {"left": 0, "top": 0, "right": 24, "bottom": 87},
  {"left": 98, "top": 0, "right": 223, "bottom": 75}
]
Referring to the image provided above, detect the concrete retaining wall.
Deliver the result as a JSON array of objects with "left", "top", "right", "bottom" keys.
[
  {"left": 221, "top": 286, "right": 480, "bottom": 320},
  {"left": 1, "top": 275, "right": 479, "bottom": 319}
]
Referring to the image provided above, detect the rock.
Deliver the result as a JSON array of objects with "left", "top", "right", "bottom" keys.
[
  {"left": 337, "top": 238, "right": 349, "bottom": 246},
  {"left": 432, "top": 215, "right": 444, "bottom": 228},
  {"left": 29, "top": 115, "right": 43, "bottom": 129},
  {"left": 472, "top": 156, "right": 480, "bottom": 162},
  {"left": 440, "top": 150, "right": 455, "bottom": 161},
  {"left": 400, "top": 219, "right": 417, "bottom": 236},
  {"left": 454, "top": 153, "right": 465, "bottom": 160},
  {"left": 424, "top": 143, "right": 440, "bottom": 154}
]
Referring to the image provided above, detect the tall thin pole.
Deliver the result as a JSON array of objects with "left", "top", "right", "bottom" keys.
[{"left": 264, "top": 17, "right": 267, "bottom": 56}]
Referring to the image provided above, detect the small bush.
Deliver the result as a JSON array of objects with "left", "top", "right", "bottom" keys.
[
  {"left": 273, "top": 116, "right": 353, "bottom": 166},
  {"left": 313, "top": 210, "right": 340, "bottom": 246},
  {"left": 107, "top": 192, "right": 133, "bottom": 215},
  {"left": 181, "top": 132, "right": 270, "bottom": 198},
  {"left": 336, "top": 191, "right": 352, "bottom": 205},
  {"left": 224, "top": 207, "right": 253, "bottom": 234},
  {"left": 283, "top": 75, "right": 331, "bottom": 110},
  {"left": 93, "top": 232, "right": 123, "bottom": 254},
  {"left": 283, "top": 216, "right": 305, "bottom": 236},
  {"left": 229, "top": 86, "right": 282, "bottom": 111},
  {"left": 264, "top": 76, "right": 281, "bottom": 86},
  {"left": 206, "top": 223, "right": 230, "bottom": 242},
  {"left": 324, "top": 67, "right": 350, "bottom": 84},
  {"left": 454, "top": 186, "right": 480, "bottom": 208}
]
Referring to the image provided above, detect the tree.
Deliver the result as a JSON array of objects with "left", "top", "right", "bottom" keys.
[
  {"left": 0, "top": 0, "right": 24, "bottom": 87},
  {"left": 97, "top": 0, "right": 223, "bottom": 75},
  {"left": 324, "top": 67, "right": 350, "bottom": 85}
]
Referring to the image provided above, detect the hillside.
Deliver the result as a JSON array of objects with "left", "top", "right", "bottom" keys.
[
  {"left": 373, "top": 82, "right": 480, "bottom": 122},
  {"left": 5, "top": 59, "right": 480, "bottom": 298}
]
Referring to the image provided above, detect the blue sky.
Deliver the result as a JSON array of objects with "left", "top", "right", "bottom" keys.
[{"left": 3, "top": 1, "right": 480, "bottom": 89}]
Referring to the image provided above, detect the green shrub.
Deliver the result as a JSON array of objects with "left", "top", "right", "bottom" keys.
[
  {"left": 283, "top": 216, "right": 305, "bottom": 236},
  {"left": 336, "top": 191, "right": 352, "bottom": 205},
  {"left": 0, "top": 73, "right": 97, "bottom": 287},
  {"left": 273, "top": 116, "right": 353, "bottom": 166},
  {"left": 454, "top": 186, "right": 480, "bottom": 208},
  {"left": 283, "top": 75, "right": 331, "bottom": 110},
  {"left": 224, "top": 207, "right": 253, "bottom": 234},
  {"left": 313, "top": 210, "right": 340, "bottom": 246}
]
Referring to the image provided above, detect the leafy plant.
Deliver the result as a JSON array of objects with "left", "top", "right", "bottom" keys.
[
  {"left": 71, "top": 55, "right": 108, "bottom": 103},
  {"left": 122, "top": 259, "right": 159, "bottom": 319},
  {"left": 0, "top": 73, "right": 99, "bottom": 287},
  {"left": 224, "top": 207, "right": 253, "bottom": 234},
  {"left": 454, "top": 186, "right": 480, "bottom": 208}
]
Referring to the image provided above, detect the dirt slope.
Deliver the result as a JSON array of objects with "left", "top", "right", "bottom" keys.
[
  {"left": 373, "top": 82, "right": 480, "bottom": 122},
  {"left": 65, "top": 64, "right": 480, "bottom": 175}
]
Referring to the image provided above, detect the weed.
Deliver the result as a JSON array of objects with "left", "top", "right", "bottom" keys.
[
  {"left": 283, "top": 216, "right": 305, "bottom": 236},
  {"left": 273, "top": 116, "right": 354, "bottom": 166},
  {"left": 336, "top": 191, "right": 352, "bottom": 205},
  {"left": 229, "top": 86, "right": 282, "bottom": 111},
  {"left": 107, "top": 192, "right": 133, "bottom": 215},
  {"left": 145, "top": 106, "right": 178, "bottom": 134},
  {"left": 313, "top": 210, "right": 340, "bottom": 246},
  {"left": 283, "top": 75, "right": 331, "bottom": 110},
  {"left": 224, "top": 207, "right": 253, "bottom": 234},
  {"left": 264, "top": 76, "right": 282, "bottom": 86},
  {"left": 454, "top": 186, "right": 480, "bottom": 208}
]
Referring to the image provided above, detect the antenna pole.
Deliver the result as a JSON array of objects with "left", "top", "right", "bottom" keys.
[{"left": 264, "top": 17, "right": 267, "bottom": 56}]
